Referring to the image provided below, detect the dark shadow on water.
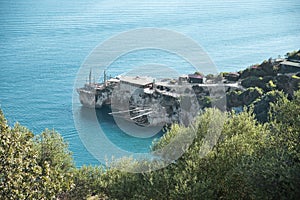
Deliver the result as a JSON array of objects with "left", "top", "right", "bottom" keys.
[{"left": 78, "top": 106, "right": 163, "bottom": 153}]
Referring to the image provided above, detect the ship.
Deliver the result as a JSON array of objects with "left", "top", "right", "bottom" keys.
[
  {"left": 77, "top": 70, "right": 235, "bottom": 126},
  {"left": 77, "top": 70, "right": 119, "bottom": 108}
]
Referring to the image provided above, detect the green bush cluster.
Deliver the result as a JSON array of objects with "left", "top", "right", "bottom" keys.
[
  {"left": 286, "top": 50, "right": 300, "bottom": 60},
  {"left": 0, "top": 111, "right": 75, "bottom": 199},
  {"left": 204, "top": 73, "right": 223, "bottom": 82},
  {"left": 1, "top": 91, "right": 300, "bottom": 199},
  {"left": 226, "top": 87, "right": 263, "bottom": 108},
  {"left": 241, "top": 76, "right": 275, "bottom": 91},
  {"left": 240, "top": 60, "right": 278, "bottom": 79}
]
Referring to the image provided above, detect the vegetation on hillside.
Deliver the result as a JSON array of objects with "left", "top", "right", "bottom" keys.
[
  {"left": 1, "top": 90, "right": 299, "bottom": 199},
  {"left": 1, "top": 50, "right": 300, "bottom": 199},
  {"left": 0, "top": 111, "right": 74, "bottom": 199},
  {"left": 223, "top": 50, "right": 300, "bottom": 123}
]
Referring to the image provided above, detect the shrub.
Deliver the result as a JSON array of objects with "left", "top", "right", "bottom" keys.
[
  {"left": 33, "top": 130, "right": 75, "bottom": 198},
  {"left": 66, "top": 166, "right": 106, "bottom": 199},
  {"left": 0, "top": 113, "right": 42, "bottom": 199},
  {"left": 0, "top": 110, "right": 75, "bottom": 199}
]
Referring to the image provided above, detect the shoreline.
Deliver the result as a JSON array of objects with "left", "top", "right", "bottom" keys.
[{"left": 78, "top": 50, "right": 300, "bottom": 125}]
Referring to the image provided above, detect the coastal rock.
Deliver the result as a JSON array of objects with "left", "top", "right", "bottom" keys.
[
  {"left": 240, "top": 87, "right": 263, "bottom": 105},
  {"left": 240, "top": 60, "right": 277, "bottom": 79},
  {"left": 253, "top": 90, "right": 285, "bottom": 123},
  {"left": 275, "top": 75, "right": 299, "bottom": 98},
  {"left": 226, "top": 87, "right": 263, "bottom": 108},
  {"left": 226, "top": 90, "right": 242, "bottom": 108}
]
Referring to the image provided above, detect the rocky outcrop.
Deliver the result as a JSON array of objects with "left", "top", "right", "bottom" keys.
[
  {"left": 226, "top": 87, "right": 263, "bottom": 108},
  {"left": 286, "top": 50, "right": 300, "bottom": 61},
  {"left": 275, "top": 75, "right": 300, "bottom": 98},
  {"left": 253, "top": 90, "right": 285, "bottom": 123},
  {"left": 240, "top": 60, "right": 278, "bottom": 79},
  {"left": 241, "top": 76, "right": 274, "bottom": 91}
]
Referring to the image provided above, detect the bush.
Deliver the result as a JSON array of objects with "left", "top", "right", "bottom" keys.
[
  {"left": 227, "top": 87, "right": 263, "bottom": 108},
  {"left": 253, "top": 90, "right": 285, "bottom": 123},
  {"left": 205, "top": 74, "right": 215, "bottom": 79},
  {"left": 33, "top": 130, "right": 75, "bottom": 198},
  {"left": 0, "top": 112, "right": 43, "bottom": 199},
  {"left": 1, "top": 90, "right": 300, "bottom": 199},
  {"left": 0, "top": 110, "right": 74, "bottom": 199},
  {"left": 241, "top": 76, "right": 275, "bottom": 91},
  {"left": 66, "top": 166, "right": 107, "bottom": 199},
  {"left": 91, "top": 103, "right": 300, "bottom": 199}
]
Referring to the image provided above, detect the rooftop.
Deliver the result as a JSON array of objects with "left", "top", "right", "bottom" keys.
[
  {"left": 227, "top": 72, "right": 240, "bottom": 75},
  {"left": 107, "top": 78, "right": 120, "bottom": 83},
  {"left": 281, "top": 60, "right": 300, "bottom": 68},
  {"left": 119, "top": 76, "right": 153, "bottom": 86},
  {"left": 155, "top": 81, "right": 178, "bottom": 88},
  {"left": 188, "top": 74, "right": 204, "bottom": 79}
]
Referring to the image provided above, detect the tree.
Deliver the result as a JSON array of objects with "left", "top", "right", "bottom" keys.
[
  {"left": 33, "top": 129, "right": 75, "bottom": 198},
  {"left": 0, "top": 110, "right": 75, "bottom": 199},
  {"left": 91, "top": 104, "right": 300, "bottom": 199},
  {"left": 0, "top": 110, "right": 43, "bottom": 199},
  {"left": 66, "top": 165, "right": 107, "bottom": 200},
  {"left": 194, "top": 71, "right": 204, "bottom": 76}
]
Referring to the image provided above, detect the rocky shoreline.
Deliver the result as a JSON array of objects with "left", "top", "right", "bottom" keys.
[
  {"left": 77, "top": 50, "right": 300, "bottom": 125},
  {"left": 215, "top": 49, "right": 300, "bottom": 122}
]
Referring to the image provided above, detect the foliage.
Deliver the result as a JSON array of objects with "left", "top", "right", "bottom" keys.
[
  {"left": 91, "top": 100, "right": 300, "bottom": 199},
  {"left": 227, "top": 87, "right": 263, "bottom": 108},
  {"left": 252, "top": 90, "right": 285, "bottom": 123},
  {"left": 206, "top": 73, "right": 223, "bottom": 82},
  {"left": 0, "top": 111, "right": 43, "bottom": 199},
  {"left": 205, "top": 74, "right": 215, "bottom": 79},
  {"left": 65, "top": 165, "right": 107, "bottom": 200},
  {"left": 286, "top": 50, "right": 300, "bottom": 60},
  {"left": 241, "top": 76, "right": 275, "bottom": 91},
  {"left": 33, "top": 129, "right": 75, "bottom": 198},
  {"left": 240, "top": 60, "right": 277, "bottom": 79},
  {"left": 269, "top": 90, "right": 300, "bottom": 156},
  {"left": 0, "top": 110, "right": 74, "bottom": 199},
  {"left": 193, "top": 71, "right": 204, "bottom": 76},
  {"left": 267, "top": 80, "right": 276, "bottom": 89},
  {"left": 292, "top": 75, "right": 300, "bottom": 80},
  {"left": 1, "top": 90, "right": 300, "bottom": 200},
  {"left": 198, "top": 96, "right": 212, "bottom": 108}
]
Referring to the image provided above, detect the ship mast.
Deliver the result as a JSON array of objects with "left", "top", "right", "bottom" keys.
[
  {"left": 89, "top": 69, "right": 92, "bottom": 85},
  {"left": 104, "top": 70, "right": 107, "bottom": 84}
]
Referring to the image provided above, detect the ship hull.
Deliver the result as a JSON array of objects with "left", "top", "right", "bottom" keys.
[{"left": 77, "top": 89, "right": 105, "bottom": 108}]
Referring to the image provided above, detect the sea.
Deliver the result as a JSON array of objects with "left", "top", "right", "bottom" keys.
[{"left": 0, "top": 0, "right": 299, "bottom": 167}]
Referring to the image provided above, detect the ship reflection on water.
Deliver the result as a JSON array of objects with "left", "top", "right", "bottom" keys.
[{"left": 77, "top": 105, "right": 163, "bottom": 154}]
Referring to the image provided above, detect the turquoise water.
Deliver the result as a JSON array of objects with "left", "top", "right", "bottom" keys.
[{"left": 0, "top": 0, "right": 299, "bottom": 166}]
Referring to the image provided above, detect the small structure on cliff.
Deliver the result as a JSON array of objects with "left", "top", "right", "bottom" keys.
[
  {"left": 279, "top": 60, "right": 300, "bottom": 73},
  {"left": 188, "top": 74, "right": 204, "bottom": 84},
  {"left": 224, "top": 72, "right": 240, "bottom": 82}
]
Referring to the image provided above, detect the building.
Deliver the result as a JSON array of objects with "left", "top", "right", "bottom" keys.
[
  {"left": 188, "top": 74, "right": 203, "bottom": 84},
  {"left": 178, "top": 75, "right": 188, "bottom": 84},
  {"left": 279, "top": 60, "right": 300, "bottom": 73},
  {"left": 224, "top": 72, "right": 240, "bottom": 82},
  {"left": 119, "top": 76, "right": 153, "bottom": 92},
  {"left": 155, "top": 80, "right": 181, "bottom": 98}
]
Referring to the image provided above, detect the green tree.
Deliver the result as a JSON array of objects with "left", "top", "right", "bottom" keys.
[
  {"left": 0, "top": 110, "right": 43, "bottom": 199},
  {"left": 0, "top": 110, "right": 75, "bottom": 199},
  {"left": 66, "top": 165, "right": 107, "bottom": 200},
  {"left": 33, "top": 129, "right": 75, "bottom": 198},
  {"left": 94, "top": 104, "right": 299, "bottom": 199},
  {"left": 194, "top": 71, "right": 204, "bottom": 76}
]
